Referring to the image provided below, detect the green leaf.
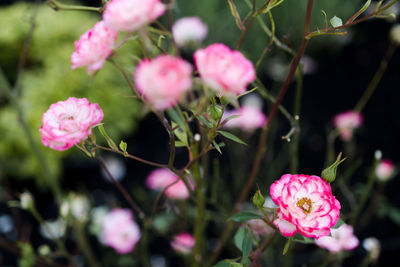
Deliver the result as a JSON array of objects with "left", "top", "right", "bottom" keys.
[
  {"left": 227, "top": 0, "right": 244, "bottom": 31},
  {"left": 332, "top": 217, "right": 345, "bottom": 229},
  {"left": 175, "top": 141, "right": 187, "bottom": 147},
  {"left": 234, "top": 227, "right": 245, "bottom": 252},
  {"left": 291, "top": 233, "right": 315, "bottom": 244},
  {"left": 172, "top": 122, "right": 188, "bottom": 147},
  {"left": 212, "top": 140, "right": 222, "bottom": 154},
  {"left": 237, "top": 87, "right": 257, "bottom": 99},
  {"left": 388, "top": 207, "right": 400, "bottom": 226},
  {"left": 282, "top": 237, "right": 292, "bottom": 255},
  {"left": 330, "top": 16, "right": 343, "bottom": 28},
  {"left": 347, "top": 0, "right": 371, "bottom": 24},
  {"left": 228, "top": 211, "right": 262, "bottom": 222},
  {"left": 213, "top": 260, "right": 230, "bottom": 267},
  {"left": 197, "top": 115, "right": 213, "bottom": 128},
  {"left": 218, "top": 130, "right": 247, "bottom": 145},
  {"left": 119, "top": 140, "right": 128, "bottom": 156},
  {"left": 241, "top": 227, "right": 252, "bottom": 264},
  {"left": 97, "top": 125, "right": 118, "bottom": 150},
  {"left": 166, "top": 108, "right": 187, "bottom": 132}
]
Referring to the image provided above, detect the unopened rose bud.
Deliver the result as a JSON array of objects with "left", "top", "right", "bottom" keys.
[
  {"left": 321, "top": 153, "right": 346, "bottom": 183},
  {"left": 252, "top": 190, "right": 265, "bottom": 208},
  {"left": 207, "top": 104, "right": 223, "bottom": 122}
]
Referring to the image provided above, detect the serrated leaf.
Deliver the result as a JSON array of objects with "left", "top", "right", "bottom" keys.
[
  {"left": 119, "top": 140, "right": 128, "bottom": 156},
  {"left": 332, "top": 217, "right": 345, "bottom": 229},
  {"left": 197, "top": 115, "right": 213, "bottom": 128},
  {"left": 212, "top": 140, "right": 222, "bottom": 154},
  {"left": 97, "top": 125, "right": 118, "bottom": 150},
  {"left": 330, "top": 16, "right": 343, "bottom": 28},
  {"left": 241, "top": 227, "right": 252, "bottom": 264},
  {"left": 218, "top": 130, "right": 247, "bottom": 145},
  {"left": 228, "top": 211, "right": 262, "bottom": 222}
]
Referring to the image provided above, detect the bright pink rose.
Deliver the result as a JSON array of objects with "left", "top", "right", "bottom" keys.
[
  {"left": 146, "top": 168, "right": 194, "bottom": 199},
  {"left": 134, "top": 55, "right": 193, "bottom": 110},
  {"left": 71, "top": 21, "right": 118, "bottom": 75},
  {"left": 194, "top": 43, "right": 255, "bottom": 96},
  {"left": 40, "top": 97, "right": 103, "bottom": 151},
  {"left": 170, "top": 232, "right": 195, "bottom": 254},
  {"left": 172, "top": 17, "right": 208, "bottom": 47},
  {"left": 315, "top": 224, "right": 359, "bottom": 253},
  {"left": 270, "top": 174, "right": 341, "bottom": 238},
  {"left": 102, "top": 208, "right": 141, "bottom": 254},
  {"left": 103, "top": 0, "right": 165, "bottom": 32},
  {"left": 223, "top": 106, "right": 267, "bottom": 132},
  {"left": 333, "top": 110, "right": 363, "bottom": 141},
  {"left": 376, "top": 159, "right": 395, "bottom": 181}
]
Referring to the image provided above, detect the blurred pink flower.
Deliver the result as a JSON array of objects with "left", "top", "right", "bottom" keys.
[
  {"left": 194, "top": 43, "right": 255, "bottom": 96},
  {"left": 71, "top": 21, "right": 118, "bottom": 74},
  {"left": 223, "top": 106, "right": 267, "bottom": 132},
  {"left": 333, "top": 110, "right": 363, "bottom": 141},
  {"left": 134, "top": 55, "right": 193, "bottom": 110},
  {"left": 102, "top": 208, "right": 141, "bottom": 254},
  {"left": 270, "top": 174, "right": 341, "bottom": 238},
  {"left": 376, "top": 159, "right": 395, "bottom": 181},
  {"left": 171, "top": 232, "right": 195, "bottom": 254},
  {"left": 172, "top": 17, "right": 208, "bottom": 47},
  {"left": 247, "top": 218, "right": 274, "bottom": 238},
  {"left": 103, "top": 0, "right": 165, "bottom": 32},
  {"left": 146, "top": 168, "right": 194, "bottom": 199},
  {"left": 40, "top": 97, "right": 103, "bottom": 151},
  {"left": 315, "top": 224, "right": 359, "bottom": 253}
]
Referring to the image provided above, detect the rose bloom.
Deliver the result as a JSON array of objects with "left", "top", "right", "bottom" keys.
[
  {"left": 315, "top": 224, "right": 359, "bottom": 253},
  {"left": 71, "top": 21, "right": 118, "bottom": 75},
  {"left": 146, "top": 168, "right": 194, "bottom": 199},
  {"left": 40, "top": 97, "right": 103, "bottom": 151},
  {"left": 171, "top": 232, "right": 195, "bottom": 254},
  {"left": 103, "top": 0, "right": 165, "bottom": 32},
  {"left": 134, "top": 55, "right": 193, "bottom": 110},
  {"left": 333, "top": 110, "right": 363, "bottom": 141},
  {"left": 223, "top": 106, "right": 267, "bottom": 132},
  {"left": 376, "top": 159, "right": 395, "bottom": 181},
  {"left": 194, "top": 43, "right": 255, "bottom": 96},
  {"left": 270, "top": 174, "right": 341, "bottom": 238},
  {"left": 172, "top": 17, "right": 208, "bottom": 47},
  {"left": 102, "top": 208, "right": 141, "bottom": 254}
]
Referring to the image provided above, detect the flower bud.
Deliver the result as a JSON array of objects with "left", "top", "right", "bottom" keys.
[
  {"left": 321, "top": 153, "right": 346, "bottom": 183},
  {"left": 207, "top": 104, "right": 223, "bottom": 122},
  {"left": 20, "top": 192, "right": 34, "bottom": 211},
  {"left": 252, "top": 190, "right": 265, "bottom": 208},
  {"left": 38, "top": 245, "right": 51, "bottom": 256}
]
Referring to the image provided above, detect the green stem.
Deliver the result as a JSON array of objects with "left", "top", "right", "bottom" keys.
[
  {"left": 140, "top": 221, "right": 151, "bottom": 267},
  {"left": 47, "top": 0, "right": 102, "bottom": 13},
  {"left": 354, "top": 41, "right": 397, "bottom": 112},
  {"left": 73, "top": 221, "right": 101, "bottom": 267},
  {"left": 290, "top": 67, "right": 303, "bottom": 173}
]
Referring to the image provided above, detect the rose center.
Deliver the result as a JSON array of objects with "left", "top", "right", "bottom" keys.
[
  {"left": 59, "top": 115, "right": 79, "bottom": 132},
  {"left": 297, "top": 197, "right": 312, "bottom": 214}
]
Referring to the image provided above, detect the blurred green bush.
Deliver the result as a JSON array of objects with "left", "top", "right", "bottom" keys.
[{"left": 0, "top": 2, "right": 143, "bottom": 187}]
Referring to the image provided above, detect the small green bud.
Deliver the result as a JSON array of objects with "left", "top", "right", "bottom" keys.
[
  {"left": 321, "top": 152, "right": 346, "bottom": 183},
  {"left": 20, "top": 192, "right": 34, "bottom": 211},
  {"left": 252, "top": 190, "right": 265, "bottom": 208},
  {"left": 207, "top": 104, "right": 223, "bottom": 122},
  {"left": 38, "top": 245, "right": 51, "bottom": 256}
]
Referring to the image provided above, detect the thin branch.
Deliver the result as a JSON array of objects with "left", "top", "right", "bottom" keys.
[{"left": 47, "top": 0, "right": 102, "bottom": 13}]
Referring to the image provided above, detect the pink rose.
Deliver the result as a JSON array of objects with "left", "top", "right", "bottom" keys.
[
  {"left": 270, "top": 174, "right": 341, "bottom": 238},
  {"left": 376, "top": 159, "right": 395, "bottom": 181},
  {"left": 146, "top": 168, "right": 193, "bottom": 200},
  {"left": 223, "top": 105, "right": 267, "bottom": 132},
  {"left": 71, "top": 21, "right": 118, "bottom": 75},
  {"left": 102, "top": 208, "right": 141, "bottom": 254},
  {"left": 103, "top": 0, "right": 165, "bottom": 32},
  {"left": 170, "top": 232, "right": 195, "bottom": 254},
  {"left": 315, "top": 224, "right": 359, "bottom": 253},
  {"left": 172, "top": 17, "right": 208, "bottom": 47},
  {"left": 39, "top": 97, "right": 103, "bottom": 151},
  {"left": 333, "top": 110, "right": 363, "bottom": 141},
  {"left": 134, "top": 55, "right": 193, "bottom": 110},
  {"left": 194, "top": 43, "right": 255, "bottom": 96}
]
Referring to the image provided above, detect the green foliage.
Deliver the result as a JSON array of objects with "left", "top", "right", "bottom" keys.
[
  {"left": 18, "top": 242, "right": 35, "bottom": 267},
  {"left": 228, "top": 211, "right": 262, "bottom": 222},
  {"left": 0, "top": 3, "right": 143, "bottom": 187}
]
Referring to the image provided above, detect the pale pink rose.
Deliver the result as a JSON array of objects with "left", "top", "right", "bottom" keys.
[
  {"left": 223, "top": 106, "right": 267, "bottom": 132},
  {"left": 171, "top": 232, "right": 195, "bottom": 254},
  {"left": 194, "top": 43, "right": 255, "bottom": 96},
  {"left": 172, "top": 17, "right": 208, "bottom": 47},
  {"left": 333, "top": 110, "right": 363, "bottom": 141},
  {"left": 376, "top": 159, "right": 395, "bottom": 181},
  {"left": 270, "top": 174, "right": 341, "bottom": 238},
  {"left": 71, "top": 21, "right": 118, "bottom": 75},
  {"left": 247, "top": 218, "right": 274, "bottom": 238},
  {"left": 103, "top": 0, "right": 165, "bottom": 32},
  {"left": 315, "top": 224, "right": 359, "bottom": 253},
  {"left": 39, "top": 97, "right": 103, "bottom": 151},
  {"left": 145, "top": 168, "right": 194, "bottom": 200},
  {"left": 134, "top": 55, "right": 193, "bottom": 110},
  {"left": 102, "top": 208, "right": 141, "bottom": 254}
]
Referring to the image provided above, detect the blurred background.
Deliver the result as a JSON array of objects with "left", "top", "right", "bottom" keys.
[{"left": 1, "top": 0, "right": 400, "bottom": 266}]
